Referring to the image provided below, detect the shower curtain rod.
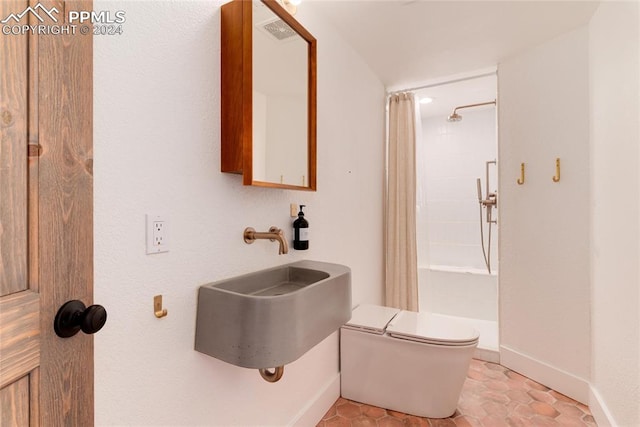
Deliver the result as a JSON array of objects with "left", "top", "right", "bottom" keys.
[{"left": 386, "top": 71, "right": 496, "bottom": 95}]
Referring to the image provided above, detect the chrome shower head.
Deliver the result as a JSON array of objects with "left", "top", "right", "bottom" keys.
[{"left": 447, "top": 112, "right": 462, "bottom": 122}]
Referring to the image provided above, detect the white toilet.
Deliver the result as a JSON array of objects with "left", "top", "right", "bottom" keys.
[{"left": 340, "top": 304, "right": 479, "bottom": 418}]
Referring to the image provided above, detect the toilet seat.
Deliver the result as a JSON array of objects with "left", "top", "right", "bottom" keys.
[
  {"left": 386, "top": 311, "right": 479, "bottom": 346},
  {"left": 342, "top": 304, "right": 400, "bottom": 334}
]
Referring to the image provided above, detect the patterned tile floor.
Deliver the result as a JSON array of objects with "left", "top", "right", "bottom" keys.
[{"left": 318, "top": 359, "right": 597, "bottom": 426}]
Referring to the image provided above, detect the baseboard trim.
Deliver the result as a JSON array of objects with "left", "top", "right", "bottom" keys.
[
  {"left": 474, "top": 347, "right": 500, "bottom": 364},
  {"left": 500, "top": 345, "right": 589, "bottom": 404},
  {"left": 589, "top": 385, "right": 617, "bottom": 426},
  {"left": 289, "top": 373, "right": 340, "bottom": 427}
]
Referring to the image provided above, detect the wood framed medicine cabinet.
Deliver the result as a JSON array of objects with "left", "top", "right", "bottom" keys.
[{"left": 221, "top": 0, "right": 317, "bottom": 191}]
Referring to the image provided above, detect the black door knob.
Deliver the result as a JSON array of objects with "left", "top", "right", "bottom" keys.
[{"left": 54, "top": 300, "right": 107, "bottom": 338}]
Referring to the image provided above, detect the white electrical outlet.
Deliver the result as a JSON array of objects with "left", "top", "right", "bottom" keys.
[{"left": 146, "top": 214, "right": 169, "bottom": 254}]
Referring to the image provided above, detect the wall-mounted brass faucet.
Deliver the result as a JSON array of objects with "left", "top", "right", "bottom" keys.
[{"left": 244, "top": 227, "right": 289, "bottom": 255}]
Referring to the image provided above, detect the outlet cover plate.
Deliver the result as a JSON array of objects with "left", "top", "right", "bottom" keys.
[{"left": 146, "top": 214, "right": 169, "bottom": 254}]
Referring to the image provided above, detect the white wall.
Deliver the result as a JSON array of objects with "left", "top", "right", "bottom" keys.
[
  {"left": 93, "top": 1, "right": 385, "bottom": 425},
  {"left": 589, "top": 2, "right": 640, "bottom": 426},
  {"left": 418, "top": 108, "right": 498, "bottom": 271},
  {"left": 498, "top": 27, "right": 591, "bottom": 403}
]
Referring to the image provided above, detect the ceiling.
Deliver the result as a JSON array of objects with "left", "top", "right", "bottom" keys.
[
  {"left": 415, "top": 72, "right": 496, "bottom": 119},
  {"left": 303, "top": 0, "right": 600, "bottom": 90}
]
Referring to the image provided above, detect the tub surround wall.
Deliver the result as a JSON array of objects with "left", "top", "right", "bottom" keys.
[
  {"left": 498, "top": 26, "right": 591, "bottom": 403},
  {"left": 93, "top": 1, "right": 385, "bottom": 425},
  {"left": 418, "top": 108, "right": 498, "bottom": 272},
  {"left": 589, "top": 2, "right": 640, "bottom": 426}
]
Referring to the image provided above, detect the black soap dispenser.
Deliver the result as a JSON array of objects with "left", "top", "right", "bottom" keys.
[{"left": 293, "top": 205, "right": 309, "bottom": 250}]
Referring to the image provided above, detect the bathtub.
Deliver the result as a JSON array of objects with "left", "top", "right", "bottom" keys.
[{"left": 418, "top": 265, "right": 499, "bottom": 363}]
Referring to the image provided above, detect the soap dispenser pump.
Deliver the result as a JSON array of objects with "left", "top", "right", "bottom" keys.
[{"left": 293, "top": 205, "right": 309, "bottom": 250}]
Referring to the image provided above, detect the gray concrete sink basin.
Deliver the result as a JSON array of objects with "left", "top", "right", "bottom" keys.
[{"left": 194, "top": 260, "right": 351, "bottom": 369}]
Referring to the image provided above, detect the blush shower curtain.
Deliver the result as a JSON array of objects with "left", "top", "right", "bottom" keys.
[{"left": 385, "top": 92, "right": 419, "bottom": 311}]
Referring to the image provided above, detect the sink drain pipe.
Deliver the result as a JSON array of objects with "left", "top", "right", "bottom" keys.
[{"left": 259, "top": 366, "right": 284, "bottom": 383}]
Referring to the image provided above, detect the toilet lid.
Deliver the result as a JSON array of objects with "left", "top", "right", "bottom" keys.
[
  {"left": 386, "top": 311, "right": 479, "bottom": 346},
  {"left": 342, "top": 304, "right": 401, "bottom": 335}
]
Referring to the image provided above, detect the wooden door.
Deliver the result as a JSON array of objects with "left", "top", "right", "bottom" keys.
[{"left": 0, "top": 1, "right": 94, "bottom": 425}]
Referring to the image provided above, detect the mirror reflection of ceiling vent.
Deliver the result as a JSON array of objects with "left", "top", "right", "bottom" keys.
[{"left": 258, "top": 18, "right": 297, "bottom": 41}]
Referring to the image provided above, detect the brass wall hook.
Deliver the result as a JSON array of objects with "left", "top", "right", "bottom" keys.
[
  {"left": 154, "top": 295, "right": 168, "bottom": 318},
  {"left": 552, "top": 158, "right": 561, "bottom": 182},
  {"left": 517, "top": 163, "right": 525, "bottom": 185}
]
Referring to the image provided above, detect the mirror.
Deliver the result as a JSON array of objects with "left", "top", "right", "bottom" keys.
[{"left": 221, "top": 0, "right": 317, "bottom": 191}]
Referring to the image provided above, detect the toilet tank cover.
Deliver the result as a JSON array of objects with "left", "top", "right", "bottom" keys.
[{"left": 343, "top": 304, "right": 401, "bottom": 334}]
